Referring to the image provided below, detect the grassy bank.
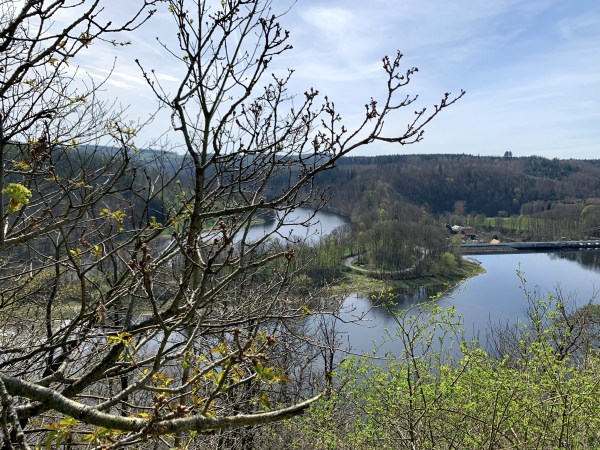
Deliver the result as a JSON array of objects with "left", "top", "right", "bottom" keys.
[{"left": 333, "top": 257, "right": 485, "bottom": 296}]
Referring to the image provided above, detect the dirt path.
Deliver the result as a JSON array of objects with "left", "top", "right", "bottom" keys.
[
  {"left": 343, "top": 255, "right": 370, "bottom": 272},
  {"left": 343, "top": 250, "right": 424, "bottom": 275}
]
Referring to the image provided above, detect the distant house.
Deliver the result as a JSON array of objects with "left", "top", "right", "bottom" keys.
[{"left": 462, "top": 227, "right": 477, "bottom": 241}]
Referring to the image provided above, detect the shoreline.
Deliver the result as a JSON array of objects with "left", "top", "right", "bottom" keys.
[{"left": 332, "top": 257, "right": 485, "bottom": 296}]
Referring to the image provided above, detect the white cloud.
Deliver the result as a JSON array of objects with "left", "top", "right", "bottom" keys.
[
  {"left": 155, "top": 73, "right": 180, "bottom": 83},
  {"left": 300, "top": 6, "right": 355, "bottom": 34},
  {"left": 21, "top": 0, "right": 598, "bottom": 158}
]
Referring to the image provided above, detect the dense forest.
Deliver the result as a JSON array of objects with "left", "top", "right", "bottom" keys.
[
  {"left": 147, "top": 152, "right": 600, "bottom": 276},
  {"left": 318, "top": 154, "right": 600, "bottom": 218},
  {"left": 37, "top": 150, "right": 598, "bottom": 278},
  {"left": 269, "top": 153, "right": 600, "bottom": 275}
]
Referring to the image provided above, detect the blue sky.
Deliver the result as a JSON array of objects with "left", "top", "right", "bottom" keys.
[
  {"left": 282, "top": 0, "right": 600, "bottom": 158},
  {"left": 67, "top": 0, "right": 600, "bottom": 159}
]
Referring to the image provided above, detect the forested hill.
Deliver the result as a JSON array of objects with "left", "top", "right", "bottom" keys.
[{"left": 316, "top": 154, "right": 600, "bottom": 217}]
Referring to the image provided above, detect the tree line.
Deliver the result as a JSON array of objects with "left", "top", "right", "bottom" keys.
[
  {"left": 314, "top": 154, "right": 600, "bottom": 218},
  {"left": 298, "top": 154, "right": 600, "bottom": 245}
]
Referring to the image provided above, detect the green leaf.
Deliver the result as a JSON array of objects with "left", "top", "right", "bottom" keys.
[
  {"left": 258, "top": 391, "right": 271, "bottom": 409},
  {"left": 2, "top": 183, "right": 32, "bottom": 213}
]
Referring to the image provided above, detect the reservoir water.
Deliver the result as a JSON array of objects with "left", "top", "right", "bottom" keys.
[
  {"left": 246, "top": 208, "right": 600, "bottom": 355},
  {"left": 337, "top": 250, "right": 600, "bottom": 355},
  {"left": 243, "top": 207, "right": 349, "bottom": 243}
]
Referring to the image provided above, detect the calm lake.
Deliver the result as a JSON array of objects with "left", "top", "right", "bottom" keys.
[
  {"left": 244, "top": 207, "right": 349, "bottom": 243},
  {"left": 338, "top": 251, "right": 600, "bottom": 355},
  {"left": 249, "top": 208, "right": 600, "bottom": 354}
]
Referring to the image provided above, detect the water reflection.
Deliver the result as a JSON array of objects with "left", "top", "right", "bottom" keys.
[
  {"left": 366, "top": 284, "right": 450, "bottom": 321},
  {"left": 339, "top": 250, "right": 600, "bottom": 356},
  {"left": 549, "top": 249, "right": 600, "bottom": 273}
]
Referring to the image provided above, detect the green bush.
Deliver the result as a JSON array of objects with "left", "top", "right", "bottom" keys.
[{"left": 280, "top": 300, "right": 600, "bottom": 450}]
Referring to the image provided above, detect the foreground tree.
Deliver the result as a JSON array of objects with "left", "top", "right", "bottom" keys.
[
  {"left": 278, "top": 298, "right": 600, "bottom": 450},
  {"left": 0, "top": 0, "right": 463, "bottom": 448}
]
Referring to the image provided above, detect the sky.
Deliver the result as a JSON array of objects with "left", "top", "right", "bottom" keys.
[{"left": 58, "top": 1, "right": 600, "bottom": 159}]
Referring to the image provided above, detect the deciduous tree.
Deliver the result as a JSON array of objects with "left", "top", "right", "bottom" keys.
[{"left": 0, "top": 1, "right": 463, "bottom": 448}]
